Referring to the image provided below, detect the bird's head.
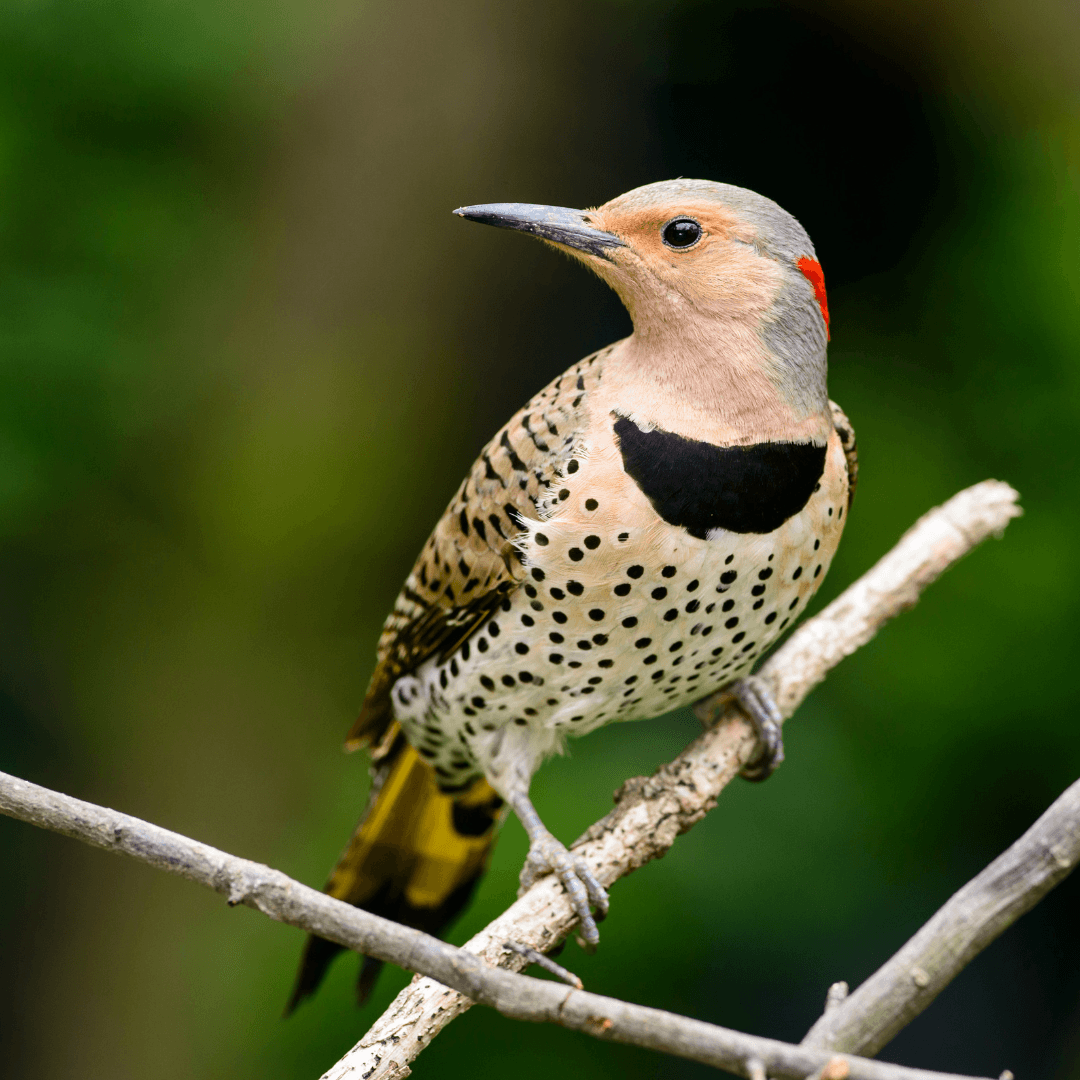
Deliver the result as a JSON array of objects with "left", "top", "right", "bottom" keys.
[{"left": 456, "top": 179, "right": 830, "bottom": 420}]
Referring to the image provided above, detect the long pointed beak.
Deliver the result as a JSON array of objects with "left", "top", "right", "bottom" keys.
[{"left": 453, "top": 203, "right": 626, "bottom": 261}]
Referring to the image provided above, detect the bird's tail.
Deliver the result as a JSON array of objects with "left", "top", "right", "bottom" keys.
[{"left": 286, "top": 724, "right": 504, "bottom": 1013}]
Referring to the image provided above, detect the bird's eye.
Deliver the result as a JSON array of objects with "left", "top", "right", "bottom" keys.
[{"left": 661, "top": 217, "right": 702, "bottom": 249}]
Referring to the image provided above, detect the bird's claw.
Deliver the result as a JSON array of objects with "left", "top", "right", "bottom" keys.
[
  {"left": 731, "top": 675, "right": 785, "bottom": 782},
  {"left": 519, "top": 834, "right": 609, "bottom": 947}
]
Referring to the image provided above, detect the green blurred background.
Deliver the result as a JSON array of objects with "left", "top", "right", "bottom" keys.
[{"left": 1, "top": 0, "right": 1079, "bottom": 1076}]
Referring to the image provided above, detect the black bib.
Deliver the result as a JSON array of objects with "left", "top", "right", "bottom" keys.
[{"left": 613, "top": 415, "right": 826, "bottom": 537}]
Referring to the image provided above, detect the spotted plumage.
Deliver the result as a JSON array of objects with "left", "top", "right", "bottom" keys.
[
  {"left": 345, "top": 351, "right": 604, "bottom": 749},
  {"left": 388, "top": 378, "right": 850, "bottom": 789},
  {"left": 291, "top": 179, "right": 858, "bottom": 1010}
]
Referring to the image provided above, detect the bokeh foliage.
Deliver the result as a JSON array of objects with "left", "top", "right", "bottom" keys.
[{"left": 1, "top": 0, "right": 1079, "bottom": 1077}]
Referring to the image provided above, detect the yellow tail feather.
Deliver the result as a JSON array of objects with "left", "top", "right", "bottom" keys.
[
  {"left": 287, "top": 725, "right": 504, "bottom": 1011},
  {"left": 327, "top": 736, "right": 499, "bottom": 910}
]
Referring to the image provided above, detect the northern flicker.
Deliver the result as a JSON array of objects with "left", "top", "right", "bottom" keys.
[{"left": 287, "top": 179, "right": 858, "bottom": 1010}]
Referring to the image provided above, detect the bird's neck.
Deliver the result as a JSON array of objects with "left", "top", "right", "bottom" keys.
[{"left": 604, "top": 324, "right": 831, "bottom": 447}]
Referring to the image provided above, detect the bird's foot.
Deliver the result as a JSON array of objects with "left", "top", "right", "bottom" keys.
[
  {"left": 518, "top": 832, "right": 609, "bottom": 947},
  {"left": 730, "top": 675, "right": 785, "bottom": 782}
]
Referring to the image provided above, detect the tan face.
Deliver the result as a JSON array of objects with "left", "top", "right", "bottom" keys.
[
  {"left": 452, "top": 182, "right": 830, "bottom": 430},
  {"left": 575, "top": 198, "right": 784, "bottom": 327}
]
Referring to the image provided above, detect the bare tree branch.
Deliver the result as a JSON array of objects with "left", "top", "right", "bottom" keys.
[
  {"left": 336, "top": 480, "right": 1023, "bottom": 1080},
  {"left": 801, "top": 776, "right": 1080, "bottom": 1056},
  {"left": 0, "top": 768, "right": 996, "bottom": 1080},
  {"left": 0, "top": 480, "right": 1026, "bottom": 1079}
]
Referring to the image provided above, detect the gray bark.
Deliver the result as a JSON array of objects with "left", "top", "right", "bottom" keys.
[
  {"left": 0, "top": 767, "right": 998, "bottom": 1080},
  {"left": 802, "top": 778, "right": 1080, "bottom": 1054}
]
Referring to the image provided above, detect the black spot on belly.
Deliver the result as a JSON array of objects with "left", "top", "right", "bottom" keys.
[{"left": 613, "top": 415, "right": 827, "bottom": 536}]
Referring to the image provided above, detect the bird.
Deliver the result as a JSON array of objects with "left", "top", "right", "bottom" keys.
[{"left": 286, "top": 178, "right": 858, "bottom": 1011}]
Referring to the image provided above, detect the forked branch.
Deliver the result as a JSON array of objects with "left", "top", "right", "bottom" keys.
[
  {"left": 0, "top": 480, "right": 1029, "bottom": 1080},
  {"left": 0, "top": 766, "right": 1015, "bottom": 1080}
]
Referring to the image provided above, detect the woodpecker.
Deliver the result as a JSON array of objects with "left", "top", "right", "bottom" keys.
[{"left": 287, "top": 179, "right": 857, "bottom": 1010}]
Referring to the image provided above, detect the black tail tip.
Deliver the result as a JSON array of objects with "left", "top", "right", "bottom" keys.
[
  {"left": 284, "top": 935, "right": 345, "bottom": 1018},
  {"left": 357, "top": 956, "right": 385, "bottom": 1007},
  {"left": 283, "top": 937, "right": 387, "bottom": 1016}
]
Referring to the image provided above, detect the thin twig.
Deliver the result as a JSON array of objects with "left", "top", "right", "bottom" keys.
[
  {"left": 337, "top": 480, "right": 1023, "bottom": 1080},
  {"left": 0, "top": 769, "right": 993, "bottom": 1080},
  {"left": 801, "top": 776, "right": 1080, "bottom": 1055}
]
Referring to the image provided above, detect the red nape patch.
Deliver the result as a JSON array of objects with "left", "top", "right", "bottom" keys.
[{"left": 797, "top": 256, "right": 830, "bottom": 340}]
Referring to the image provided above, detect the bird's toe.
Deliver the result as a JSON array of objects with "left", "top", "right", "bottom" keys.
[
  {"left": 731, "top": 675, "right": 786, "bottom": 782},
  {"left": 519, "top": 836, "right": 606, "bottom": 946}
]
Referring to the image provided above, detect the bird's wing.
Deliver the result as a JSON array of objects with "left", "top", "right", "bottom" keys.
[
  {"left": 829, "top": 399, "right": 858, "bottom": 509},
  {"left": 346, "top": 346, "right": 612, "bottom": 750}
]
